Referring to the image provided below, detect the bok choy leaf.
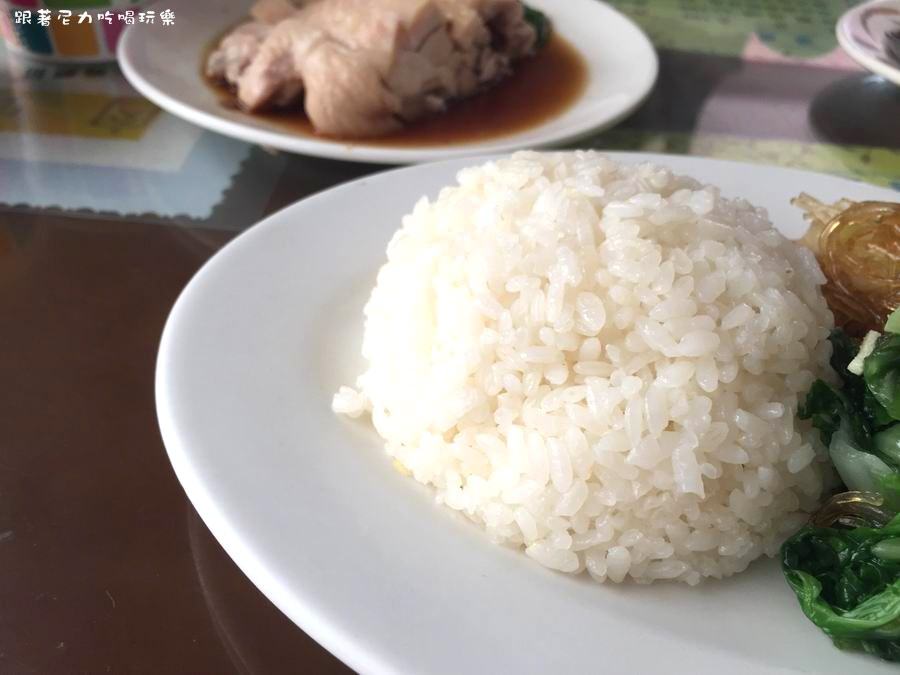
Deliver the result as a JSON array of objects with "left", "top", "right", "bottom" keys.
[{"left": 783, "top": 307, "right": 900, "bottom": 661}]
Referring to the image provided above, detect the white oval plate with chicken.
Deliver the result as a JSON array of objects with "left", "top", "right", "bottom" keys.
[
  {"left": 119, "top": 0, "right": 657, "bottom": 164},
  {"left": 157, "top": 152, "right": 900, "bottom": 674}
]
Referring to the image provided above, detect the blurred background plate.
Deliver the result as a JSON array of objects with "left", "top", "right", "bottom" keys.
[
  {"left": 118, "top": 0, "right": 658, "bottom": 164},
  {"left": 837, "top": 0, "right": 900, "bottom": 86}
]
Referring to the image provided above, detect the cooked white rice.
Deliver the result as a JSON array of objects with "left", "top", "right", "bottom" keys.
[{"left": 333, "top": 151, "right": 834, "bottom": 585}]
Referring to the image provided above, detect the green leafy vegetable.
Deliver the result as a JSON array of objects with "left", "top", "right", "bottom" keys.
[
  {"left": 869, "top": 389, "right": 898, "bottom": 429},
  {"left": 523, "top": 4, "right": 552, "bottom": 49},
  {"left": 799, "top": 331, "right": 877, "bottom": 448},
  {"left": 784, "top": 309, "right": 900, "bottom": 661},
  {"left": 876, "top": 426, "right": 900, "bottom": 467},
  {"left": 886, "top": 308, "right": 900, "bottom": 335},
  {"left": 783, "top": 514, "right": 900, "bottom": 661},
  {"left": 799, "top": 330, "right": 895, "bottom": 451},
  {"left": 828, "top": 425, "right": 900, "bottom": 512},
  {"left": 873, "top": 538, "right": 900, "bottom": 562},
  {"left": 832, "top": 330, "right": 893, "bottom": 431},
  {"left": 865, "top": 334, "right": 900, "bottom": 422},
  {"left": 830, "top": 328, "right": 861, "bottom": 375},
  {"left": 799, "top": 380, "right": 847, "bottom": 447},
  {"left": 829, "top": 426, "right": 894, "bottom": 495}
]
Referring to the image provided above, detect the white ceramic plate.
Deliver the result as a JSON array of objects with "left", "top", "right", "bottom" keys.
[
  {"left": 157, "top": 153, "right": 899, "bottom": 675},
  {"left": 118, "top": 0, "right": 657, "bottom": 164},
  {"left": 837, "top": 0, "right": 900, "bottom": 86}
]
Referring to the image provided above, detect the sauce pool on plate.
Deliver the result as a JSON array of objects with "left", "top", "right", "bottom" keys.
[{"left": 204, "top": 32, "right": 588, "bottom": 147}]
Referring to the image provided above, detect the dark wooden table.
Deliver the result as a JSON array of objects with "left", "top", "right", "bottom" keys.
[
  {"left": 0, "top": 194, "right": 357, "bottom": 675},
  {"left": 1, "top": 1, "right": 898, "bottom": 673}
]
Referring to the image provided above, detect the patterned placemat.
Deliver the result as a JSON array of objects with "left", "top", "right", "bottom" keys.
[
  {"left": 0, "top": 42, "right": 259, "bottom": 219},
  {"left": 596, "top": 0, "right": 900, "bottom": 190},
  {"left": 608, "top": 0, "right": 858, "bottom": 61}
]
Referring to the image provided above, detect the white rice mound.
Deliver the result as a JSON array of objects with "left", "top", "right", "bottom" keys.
[{"left": 333, "top": 151, "right": 834, "bottom": 585}]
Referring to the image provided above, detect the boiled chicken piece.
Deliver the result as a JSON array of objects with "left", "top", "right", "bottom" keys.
[
  {"left": 206, "top": 0, "right": 538, "bottom": 138},
  {"left": 250, "top": 0, "right": 300, "bottom": 24},
  {"left": 205, "top": 21, "right": 270, "bottom": 84}
]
